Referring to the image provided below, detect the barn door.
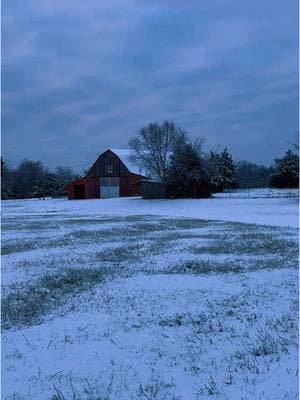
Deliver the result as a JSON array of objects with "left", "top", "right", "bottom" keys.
[
  {"left": 74, "top": 185, "right": 85, "bottom": 199},
  {"left": 100, "top": 177, "right": 119, "bottom": 198}
]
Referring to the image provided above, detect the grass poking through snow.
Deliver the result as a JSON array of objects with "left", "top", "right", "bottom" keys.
[
  {"left": 1, "top": 209, "right": 298, "bottom": 399},
  {"left": 2, "top": 266, "right": 111, "bottom": 329}
]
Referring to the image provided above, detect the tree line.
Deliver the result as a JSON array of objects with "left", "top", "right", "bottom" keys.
[
  {"left": 1, "top": 159, "right": 77, "bottom": 199},
  {"left": 129, "top": 121, "right": 299, "bottom": 198},
  {"left": 1, "top": 121, "right": 299, "bottom": 199}
]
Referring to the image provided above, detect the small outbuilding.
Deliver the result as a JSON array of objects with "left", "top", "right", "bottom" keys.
[
  {"left": 132, "top": 179, "right": 165, "bottom": 199},
  {"left": 67, "top": 149, "right": 146, "bottom": 200}
]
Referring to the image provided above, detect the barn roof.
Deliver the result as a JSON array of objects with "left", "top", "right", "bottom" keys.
[{"left": 110, "top": 148, "right": 144, "bottom": 175}]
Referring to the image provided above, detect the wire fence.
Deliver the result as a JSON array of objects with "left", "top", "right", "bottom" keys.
[{"left": 214, "top": 188, "right": 299, "bottom": 199}]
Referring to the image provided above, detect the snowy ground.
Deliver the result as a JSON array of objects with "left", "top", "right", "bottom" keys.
[
  {"left": 1, "top": 190, "right": 299, "bottom": 399},
  {"left": 3, "top": 188, "right": 298, "bottom": 227}
]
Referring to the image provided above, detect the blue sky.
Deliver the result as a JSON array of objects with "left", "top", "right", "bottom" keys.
[{"left": 2, "top": 0, "right": 298, "bottom": 172}]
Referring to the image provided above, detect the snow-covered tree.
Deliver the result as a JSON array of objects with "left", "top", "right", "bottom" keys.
[
  {"left": 207, "top": 148, "right": 237, "bottom": 192},
  {"left": 220, "top": 148, "right": 238, "bottom": 190},
  {"left": 206, "top": 151, "right": 223, "bottom": 192},
  {"left": 40, "top": 173, "right": 61, "bottom": 197},
  {"left": 165, "top": 141, "right": 211, "bottom": 198},
  {"left": 53, "top": 166, "right": 77, "bottom": 196},
  {"left": 270, "top": 150, "right": 299, "bottom": 188}
]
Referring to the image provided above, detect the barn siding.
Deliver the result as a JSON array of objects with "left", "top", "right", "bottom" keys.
[
  {"left": 130, "top": 173, "right": 145, "bottom": 196},
  {"left": 119, "top": 176, "right": 130, "bottom": 196},
  {"left": 67, "top": 177, "right": 99, "bottom": 199},
  {"left": 89, "top": 178, "right": 100, "bottom": 198}
]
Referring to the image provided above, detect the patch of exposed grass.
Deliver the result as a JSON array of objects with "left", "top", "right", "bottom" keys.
[
  {"left": 2, "top": 237, "right": 81, "bottom": 255},
  {"left": 1, "top": 222, "right": 210, "bottom": 256},
  {"left": 220, "top": 292, "right": 248, "bottom": 306},
  {"left": 137, "top": 372, "right": 180, "bottom": 400},
  {"left": 266, "top": 314, "right": 297, "bottom": 335},
  {"left": 2, "top": 229, "right": 123, "bottom": 255},
  {"left": 145, "top": 232, "right": 200, "bottom": 254},
  {"left": 63, "top": 217, "right": 125, "bottom": 225},
  {"left": 191, "top": 236, "right": 298, "bottom": 257},
  {"left": 2, "top": 239, "right": 44, "bottom": 255},
  {"left": 94, "top": 245, "right": 145, "bottom": 263},
  {"left": 62, "top": 215, "right": 159, "bottom": 226},
  {"left": 222, "top": 220, "right": 294, "bottom": 233},
  {"left": 2, "top": 216, "right": 68, "bottom": 231},
  {"left": 2, "top": 267, "right": 111, "bottom": 329},
  {"left": 67, "top": 223, "right": 171, "bottom": 242},
  {"left": 168, "top": 256, "right": 296, "bottom": 276},
  {"left": 169, "top": 260, "right": 244, "bottom": 275},
  {"left": 159, "top": 314, "right": 184, "bottom": 328},
  {"left": 250, "top": 331, "right": 289, "bottom": 357},
  {"left": 66, "top": 229, "right": 118, "bottom": 240},
  {"left": 164, "top": 218, "right": 214, "bottom": 229}
]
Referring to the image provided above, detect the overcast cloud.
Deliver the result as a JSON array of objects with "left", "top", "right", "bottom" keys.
[{"left": 2, "top": 0, "right": 298, "bottom": 172}]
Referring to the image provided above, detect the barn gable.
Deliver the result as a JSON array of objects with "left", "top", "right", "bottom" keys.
[{"left": 86, "top": 150, "right": 130, "bottom": 178}]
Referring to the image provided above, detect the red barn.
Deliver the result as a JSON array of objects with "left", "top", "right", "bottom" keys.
[{"left": 67, "top": 149, "right": 146, "bottom": 200}]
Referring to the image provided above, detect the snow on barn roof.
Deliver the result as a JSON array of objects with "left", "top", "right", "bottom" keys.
[{"left": 110, "top": 148, "right": 144, "bottom": 175}]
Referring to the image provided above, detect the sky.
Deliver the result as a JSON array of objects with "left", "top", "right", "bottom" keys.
[{"left": 2, "top": 0, "right": 298, "bottom": 172}]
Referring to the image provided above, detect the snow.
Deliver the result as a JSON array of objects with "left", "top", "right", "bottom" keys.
[
  {"left": 3, "top": 189, "right": 298, "bottom": 227},
  {"left": 2, "top": 190, "right": 298, "bottom": 399},
  {"left": 2, "top": 269, "right": 298, "bottom": 399}
]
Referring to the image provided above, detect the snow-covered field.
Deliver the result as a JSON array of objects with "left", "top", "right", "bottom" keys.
[
  {"left": 3, "top": 188, "right": 299, "bottom": 227},
  {"left": 2, "top": 190, "right": 299, "bottom": 399}
]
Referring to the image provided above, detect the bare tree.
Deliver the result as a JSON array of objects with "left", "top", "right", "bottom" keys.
[{"left": 129, "top": 121, "right": 189, "bottom": 184}]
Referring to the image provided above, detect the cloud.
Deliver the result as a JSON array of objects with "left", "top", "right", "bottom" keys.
[
  {"left": 2, "top": 0, "right": 298, "bottom": 170},
  {"left": 162, "top": 20, "right": 260, "bottom": 75}
]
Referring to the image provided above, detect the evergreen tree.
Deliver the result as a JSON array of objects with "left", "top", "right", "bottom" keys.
[
  {"left": 165, "top": 142, "right": 211, "bottom": 198},
  {"left": 40, "top": 173, "right": 61, "bottom": 197},
  {"left": 206, "top": 151, "right": 223, "bottom": 192},
  {"left": 270, "top": 150, "right": 299, "bottom": 188},
  {"left": 53, "top": 166, "right": 77, "bottom": 196},
  {"left": 207, "top": 148, "right": 237, "bottom": 192},
  {"left": 220, "top": 148, "right": 238, "bottom": 190}
]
